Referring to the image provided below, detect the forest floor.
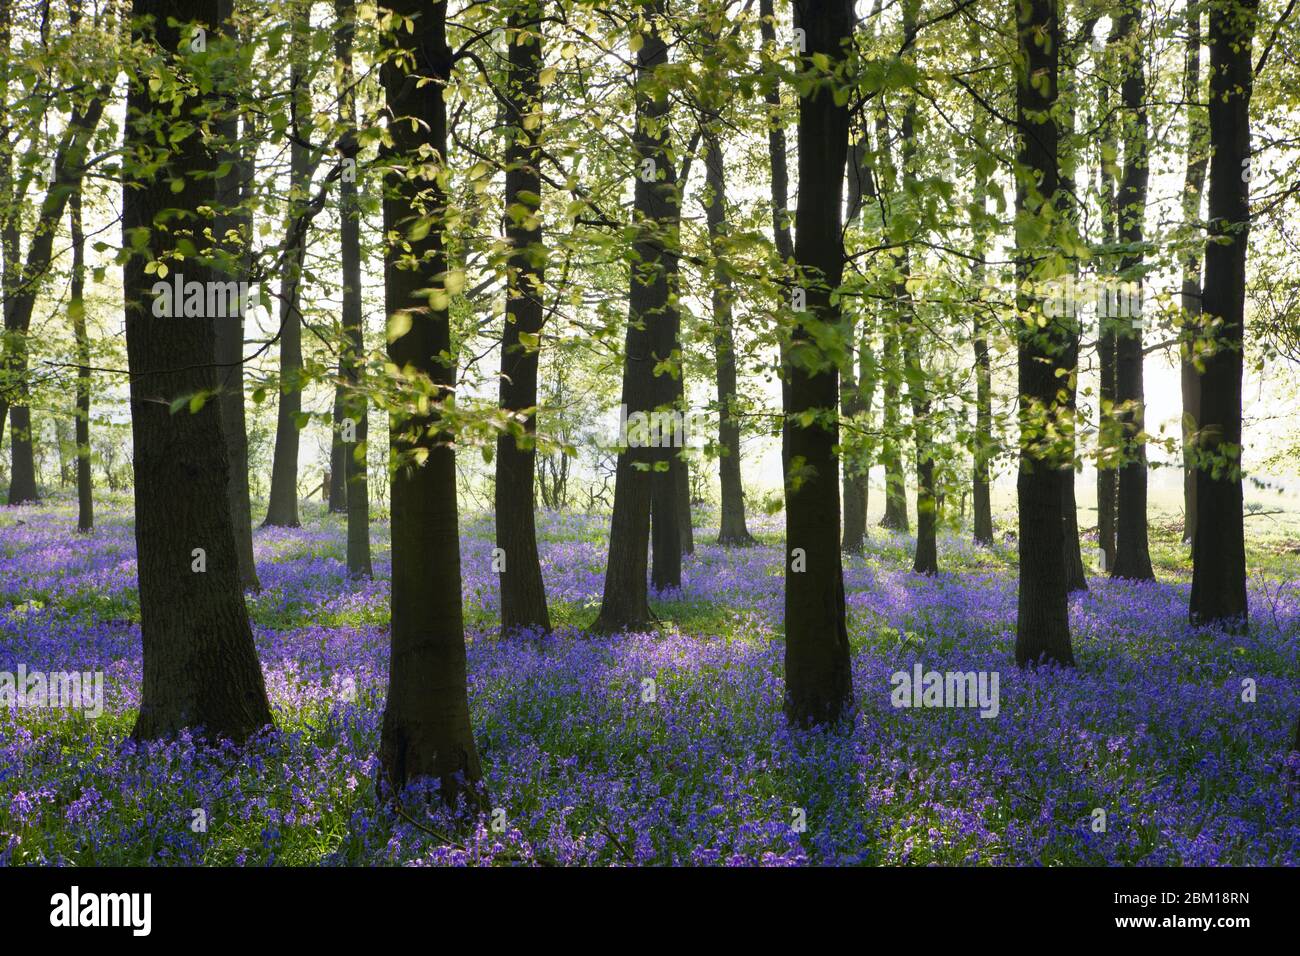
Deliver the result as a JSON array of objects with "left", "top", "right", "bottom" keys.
[{"left": 2, "top": 494, "right": 1298, "bottom": 865}]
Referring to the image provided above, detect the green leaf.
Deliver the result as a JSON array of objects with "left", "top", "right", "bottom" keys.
[{"left": 387, "top": 311, "right": 413, "bottom": 343}]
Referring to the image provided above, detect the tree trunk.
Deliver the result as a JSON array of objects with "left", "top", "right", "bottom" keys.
[
  {"left": 840, "top": 334, "right": 866, "bottom": 553},
  {"left": 1097, "top": 335, "right": 1117, "bottom": 570},
  {"left": 675, "top": 450, "right": 694, "bottom": 554},
  {"left": 1180, "top": 2, "right": 1207, "bottom": 547},
  {"left": 377, "top": 0, "right": 483, "bottom": 804},
  {"left": 6, "top": 404, "right": 35, "bottom": 503},
  {"left": 650, "top": 373, "right": 683, "bottom": 595},
  {"left": 878, "top": 328, "right": 909, "bottom": 531},
  {"left": 837, "top": 124, "right": 871, "bottom": 556},
  {"left": 895, "top": 5, "right": 936, "bottom": 575},
  {"left": 125, "top": 0, "right": 273, "bottom": 743},
  {"left": 903, "top": 290, "right": 935, "bottom": 573},
  {"left": 263, "top": 4, "right": 311, "bottom": 529},
  {"left": 1190, "top": 0, "right": 1254, "bottom": 630},
  {"left": 839, "top": 124, "right": 872, "bottom": 553},
  {"left": 841, "top": 319, "right": 875, "bottom": 553},
  {"left": 328, "top": 393, "right": 347, "bottom": 512},
  {"left": 1095, "top": 57, "right": 1119, "bottom": 572},
  {"left": 593, "top": 5, "right": 679, "bottom": 630},
  {"left": 0, "top": 0, "right": 9, "bottom": 459},
  {"left": 760, "top": 0, "right": 794, "bottom": 481},
  {"left": 972, "top": 316, "right": 993, "bottom": 546},
  {"left": 1061, "top": 428, "right": 1088, "bottom": 592},
  {"left": 335, "top": 0, "right": 371, "bottom": 578},
  {"left": 652, "top": 369, "right": 692, "bottom": 571},
  {"left": 0, "top": 0, "right": 30, "bottom": 505},
  {"left": 214, "top": 14, "right": 260, "bottom": 591},
  {"left": 857, "top": 321, "right": 876, "bottom": 533},
  {"left": 55, "top": 415, "right": 71, "bottom": 487},
  {"left": 1014, "top": 0, "right": 1074, "bottom": 668},
  {"left": 1058, "top": 16, "right": 1094, "bottom": 593},
  {"left": 783, "top": 0, "right": 854, "bottom": 727},
  {"left": 704, "top": 130, "right": 753, "bottom": 547},
  {"left": 495, "top": 0, "right": 549, "bottom": 633},
  {"left": 1181, "top": 356, "right": 1200, "bottom": 542},
  {"left": 1110, "top": 1, "right": 1154, "bottom": 581},
  {"left": 70, "top": 190, "right": 92, "bottom": 532},
  {"left": 969, "top": 42, "right": 994, "bottom": 548}
]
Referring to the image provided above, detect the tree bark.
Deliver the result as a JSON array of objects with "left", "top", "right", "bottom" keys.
[
  {"left": 841, "top": 90, "right": 876, "bottom": 554},
  {"left": 495, "top": 0, "right": 549, "bottom": 633},
  {"left": 593, "top": 4, "right": 679, "bottom": 630},
  {"left": 878, "top": 328, "right": 909, "bottom": 531},
  {"left": 0, "top": 0, "right": 29, "bottom": 505},
  {"left": 903, "top": 285, "right": 935, "bottom": 571},
  {"left": 213, "top": 10, "right": 259, "bottom": 591},
  {"left": 70, "top": 189, "right": 92, "bottom": 532},
  {"left": 328, "top": 393, "right": 347, "bottom": 512},
  {"left": 840, "top": 332, "right": 866, "bottom": 552},
  {"left": 896, "top": 1, "right": 936, "bottom": 575},
  {"left": 972, "top": 316, "right": 993, "bottom": 546},
  {"left": 377, "top": 0, "right": 483, "bottom": 804},
  {"left": 336, "top": 0, "right": 371, "bottom": 578},
  {"left": 704, "top": 129, "right": 753, "bottom": 546},
  {"left": 1058, "top": 16, "right": 1095, "bottom": 593},
  {"left": 1180, "top": 2, "right": 1207, "bottom": 547},
  {"left": 124, "top": 0, "right": 273, "bottom": 743},
  {"left": 969, "top": 34, "right": 994, "bottom": 548},
  {"left": 1190, "top": 0, "right": 1254, "bottom": 630},
  {"left": 1061, "top": 386, "right": 1088, "bottom": 592},
  {"left": 263, "top": 2, "right": 311, "bottom": 529},
  {"left": 675, "top": 448, "right": 694, "bottom": 553},
  {"left": 783, "top": 0, "right": 854, "bottom": 727},
  {"left": 760, "top": 0, "right": 794, "bottom": 481},
  {"left": 1014, "top": 0, "right": 1074, "bottom": 668},
  {"left": 1110, "top": 1, "right": 1154, "bottom": 582},
  {"left": 857, "top": 320, "right": 877, "bottom": 535},
  {"left": 6, "top": 400, "right": 34, "bottom": 502},
  {"left": 1096, "top": 68, "right": 1118, "bottom": 572}
]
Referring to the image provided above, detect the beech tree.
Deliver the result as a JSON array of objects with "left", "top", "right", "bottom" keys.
[
  {"left": 123, "top": 0, "right": 273, "bottom": 742},
  {"left": 1190, "top": 0, "right": 1256, "bottom": 630},
  {"left": 897, "top": 0, "right": 937, "bottom": 576},
  {"left": 335, "top": 0, "right": 371, "bottom": 579},
  {"left": 214, "top": 3, "right": 259, "bottom": 591},
  {"left": 593, "top": 0, "right": 681, "bottom": 632},
  {"left": 496, "top": 0, "right": 550, "bottom": 633},
  {"left": 377, "top": 0, "right": 483, "bottom": 802},
  {"left": 1110, "top": 0, "right": 1154, "bottom": 582},
  {"left": 1179, "top": 2, "right": 1207, "bottom": 548},
  {"left": 70, "top": 188, "right": 91, "bottom": 532},
  {"left": 782, "top": 0, "right": 854, "bottom": 726},
  {"left": 704, "top": 128, "right": 754, "bottom": 547},
  {"left": 1013, "top": 0, "right": 1074, "bottom": 668},
  {"left": 1095, "top": 40, "right": 1119, "bottom": 573},
  {"left": 263, "top": 0, "right": 312, "bottom": 529},
  {"left": 969, "top": 86, "right": 994, "bottom": 548}
]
